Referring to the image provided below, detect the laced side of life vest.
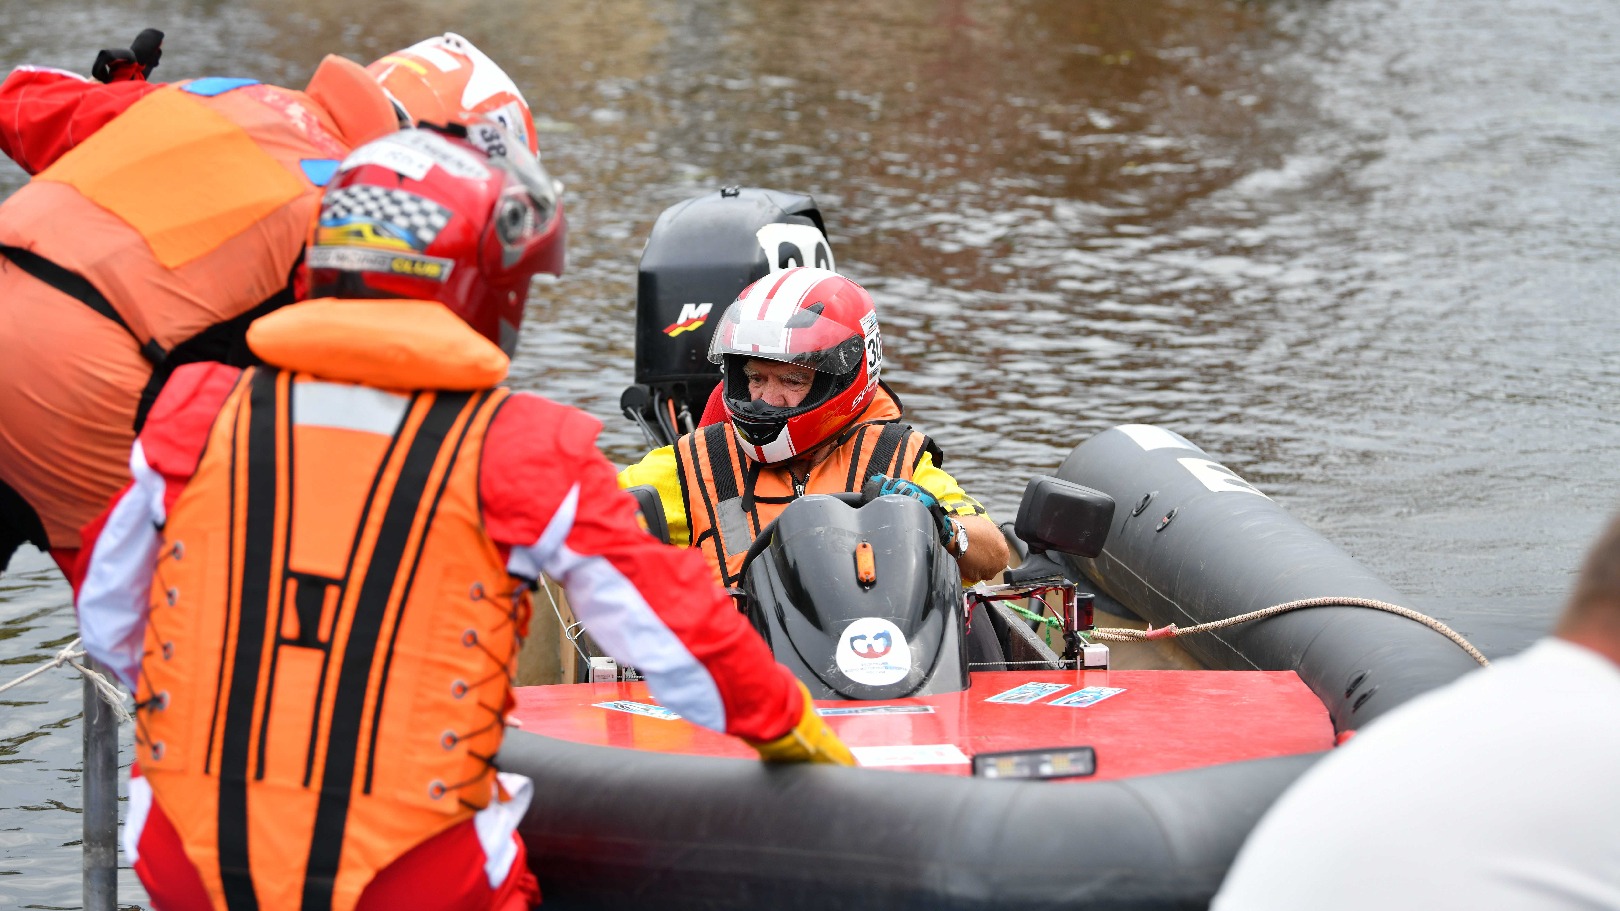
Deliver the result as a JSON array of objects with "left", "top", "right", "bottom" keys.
[
  {"left": 134, "top": 363, "right": 527, "bottom": 911},
  {"left": 677, "top": 391, "right": 937, "bottom": 588}
]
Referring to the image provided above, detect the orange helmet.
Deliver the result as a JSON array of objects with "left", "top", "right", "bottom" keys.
[{"left": 366, "top": 33, "right": 538, "bottom": 155}]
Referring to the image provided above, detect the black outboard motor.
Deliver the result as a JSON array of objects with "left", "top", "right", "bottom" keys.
[
  {"left": 741, "top": 493, "right": 970, "bottom": 700},
  {"left": 622, "top": 187, "right": 833, "bottom": 447}
]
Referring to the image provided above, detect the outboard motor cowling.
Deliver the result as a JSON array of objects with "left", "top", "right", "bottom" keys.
[
  {"left": 742, "top": 494, "right": 968, "bottom": 700},
  {"left": 624, "top": 187, "right": 833, "bottom": 446}
]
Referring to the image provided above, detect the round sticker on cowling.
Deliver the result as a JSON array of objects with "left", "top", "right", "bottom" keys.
[{"left": 836, "top": 617, "right": 912, "bottom": 687}]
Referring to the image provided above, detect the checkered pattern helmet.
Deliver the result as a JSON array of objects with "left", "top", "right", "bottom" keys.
[{"left": 304, "top": 123, "right": 566, "bottom": 354}]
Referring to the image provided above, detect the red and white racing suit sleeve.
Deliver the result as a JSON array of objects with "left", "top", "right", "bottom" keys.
[
  {"left": 481, "top": 393, "right": 803, "bottom": 743},
  {"left": 0, "top": 66, "right": 161, "bottom": 174},
  {"left": 73, "top": 363, "right": 241, "bottom": 688}
]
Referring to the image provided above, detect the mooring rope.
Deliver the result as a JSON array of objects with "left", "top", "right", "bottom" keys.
[
  {"left": 539, "top": 580, "right": 594, "bottom": 666},
  {"left": 0, "top": 637, "right": 133, "bottom": 722},
  {"left": 1089, "top": 596, "right": 1490, "bottom": 667}
]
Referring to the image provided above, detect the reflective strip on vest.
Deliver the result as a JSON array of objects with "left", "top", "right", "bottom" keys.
[{"left": 292, "top": 381, "right": 409, "bottom": 435}]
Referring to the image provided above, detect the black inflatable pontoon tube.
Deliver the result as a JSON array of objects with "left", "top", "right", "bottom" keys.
[
  {"left": 1057, "top": 424, "right": 1481, "bottom": 733},
  {"left": 503, "top": 730, "right": 1322, "bottom": 911}
]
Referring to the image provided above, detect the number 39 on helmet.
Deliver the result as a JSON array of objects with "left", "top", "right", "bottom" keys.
[{"left": 707, "top": 267, "right": 883, "bottom": 463}]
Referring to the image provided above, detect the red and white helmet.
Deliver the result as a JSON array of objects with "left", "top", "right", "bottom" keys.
[
  {"left": 707, "top": 267, "right": 883, "bottom": 463},
  {"left": 302, "top": 122, "right": 566, "bottom": 354},
  {"left": 367, "top": 33, "right": 538, "bottom": 155}
]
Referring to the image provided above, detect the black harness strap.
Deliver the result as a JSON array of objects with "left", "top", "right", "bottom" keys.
[
  {"left": 0, "top": 244, "right": 167, "bottom": 366},
  {"left": 300, "top": 390, "right": 472, "bottom": 911},
  {"left": 204, "top": 370, "right": 253, "bottom": 780},
  {"left": 841, "top": 424, "right": 877, "bottom": 491},
  {"left": 361, "top": 389, "right": 495, "bottom": 795},
  {"left": 217, "top": 368, "right": 283, "bottom": 910},
  {"left": 705, "top": 423, "right": 742, "bottom": 505},
  {"left": 866, "top": 422, "right": 910, "bottom": 483},
  {"left": 300, "top": 392, "right": 408, "bottom": 789},
  {"left": 680, "top": 424, "right": 733, "bottom": 566}
]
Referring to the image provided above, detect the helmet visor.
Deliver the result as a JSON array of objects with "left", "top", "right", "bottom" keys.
[{"left": 706, "top": 298, "right": 865, "bottom": 375}]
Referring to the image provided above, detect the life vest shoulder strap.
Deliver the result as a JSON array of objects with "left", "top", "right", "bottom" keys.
[
  {"left": 677, "top": 423, "right": 757, "bottom": 585},
  {"left": 0, "top": 243, "right": 166, "bottom": 366},
  {"left": 837, "top": 419, "right": 937, "bottom": 488}
]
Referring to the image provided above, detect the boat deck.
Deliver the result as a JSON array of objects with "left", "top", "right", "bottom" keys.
[{"left": 511, "top": 669, "right": 1333, "bottom": 781}]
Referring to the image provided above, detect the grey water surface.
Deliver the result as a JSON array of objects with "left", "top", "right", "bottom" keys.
[{"left": 3, "top": 0, "right": 1618, "bottom": 906}]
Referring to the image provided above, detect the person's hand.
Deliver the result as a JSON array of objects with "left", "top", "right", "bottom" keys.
[
  {"left": 862, "top": 474, "right": 969, "bottom": 557},
  {"left": 92, "top": 28, "right": 163, "bottom": 84},
  {"left": 746, "top": 681, "right": 855, "bottom": 765}
]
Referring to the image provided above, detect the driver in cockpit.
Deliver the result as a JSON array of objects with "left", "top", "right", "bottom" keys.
[{"left": 618, "top": 267, "right": 1009, "bottom": 589}]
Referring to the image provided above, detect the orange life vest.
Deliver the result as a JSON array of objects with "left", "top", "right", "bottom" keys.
[
  {"left": 676, "top": 389, "right": 937, "bottom": 587},
  {"left": 0, "top": 73, "right": 390, "bottom": 550},
  {"left": 134, "top": 302, "right": 527, "bottom": 911}
]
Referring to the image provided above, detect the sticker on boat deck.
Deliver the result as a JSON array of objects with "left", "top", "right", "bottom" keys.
[
  {"left": 849, "top": 744, "right": 970, "bottom": 767},
  {"left": 594, "top": 700, "right": 682, "bottom": 720},
  {"left": 815, "top": 704, "right": 935, "bottom": 717},
  {"left": 1049, "top": 687, "right": 1126, "bottom": 708},
  {"left": 985, "top": 682, "right": 1071, "bottom": 705},
  {"left": 836, "top": 618, "right": 912, "bottom": 686}
]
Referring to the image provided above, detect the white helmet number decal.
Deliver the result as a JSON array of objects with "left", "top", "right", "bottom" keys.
[
  {"left": 756, "top": 223, "right": 834, "bottom": 274},
  {"left": 860, "top": 311, "right": 882, "bottom": 377}
]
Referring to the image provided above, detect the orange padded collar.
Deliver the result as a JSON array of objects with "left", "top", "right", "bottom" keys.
[{"left": 247, "top": 298, "right": 509, "bottom": 390}]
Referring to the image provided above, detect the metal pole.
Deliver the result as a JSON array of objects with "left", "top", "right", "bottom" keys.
[{"left": 82, "top": 658, "right": 118, "bottom": 911}]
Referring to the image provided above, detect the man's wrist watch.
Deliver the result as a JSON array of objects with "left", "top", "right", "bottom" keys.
[{"left": 944, "top": 517, "right": 969, "bottom": 558}]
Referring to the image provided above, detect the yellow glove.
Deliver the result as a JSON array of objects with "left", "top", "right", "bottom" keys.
[{"left": 746, "top": 681, "right": 856, "bottom": 766}]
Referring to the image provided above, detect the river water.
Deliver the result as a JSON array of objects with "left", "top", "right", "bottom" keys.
[{"left": 3, "top": 0, "right": 1617, "bottom": 906}]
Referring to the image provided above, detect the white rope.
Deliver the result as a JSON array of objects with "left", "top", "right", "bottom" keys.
[
  {"left": 1089, "top": 596, "right": 1490, "bottom": 667},
  {"left": 540, "top": 578, "right": 593, "bottom": 665},
  {"left": 0, "top": 637, "right": 133, "bottom": 722}
]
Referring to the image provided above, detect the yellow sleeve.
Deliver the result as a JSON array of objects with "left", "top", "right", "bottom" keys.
[
  {"left": 616, "top": 445, "right": 692, "bottom": 547},
  {"left": 910, "top": 451, "right": 991, "bottom": 521}
]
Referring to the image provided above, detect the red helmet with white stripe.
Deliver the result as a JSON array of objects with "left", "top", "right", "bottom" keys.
[{"left": 706, "top": 268, "right": 882, "bottom": 463}]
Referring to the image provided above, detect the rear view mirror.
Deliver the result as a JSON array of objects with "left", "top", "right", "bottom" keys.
[{"left": 1013, "top": 476, "right": 1114, "bottom": 558}]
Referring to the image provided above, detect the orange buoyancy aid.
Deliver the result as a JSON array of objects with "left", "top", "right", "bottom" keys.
[
  {"left": 135, "top": 301, "right": 527, "bottom": 911},
  {"left": 0, "top": 78, "right": 370, "bottom": 549},
  {"left": 0, "top": 77, "right": 362, "bottom": 358},
  {"left": 676, "top": 389, "right": 937, "bottom": 588}
]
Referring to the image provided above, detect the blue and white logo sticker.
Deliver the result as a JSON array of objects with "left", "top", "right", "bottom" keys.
[{"left": 837, "top": 617, "right": 911, "bottom": 686}]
